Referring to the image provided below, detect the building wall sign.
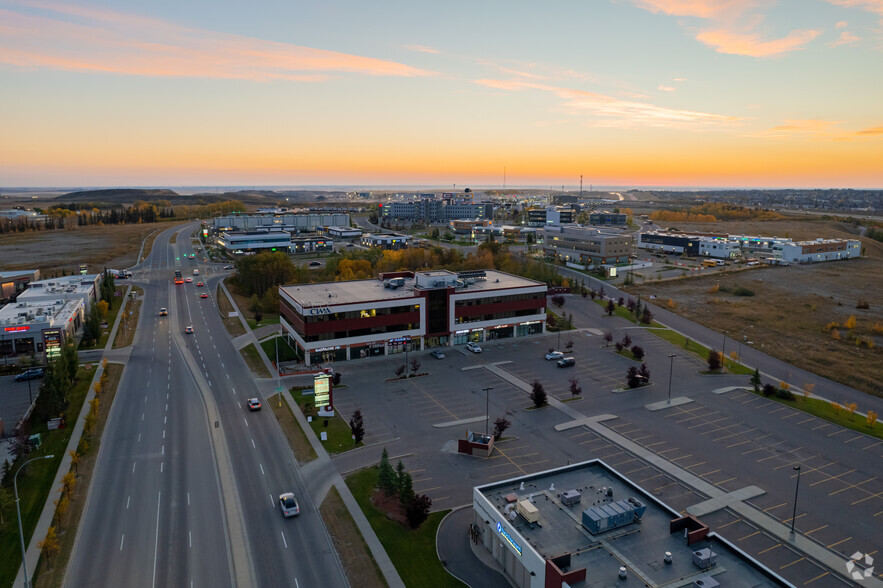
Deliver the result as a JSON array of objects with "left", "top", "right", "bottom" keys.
[
  {"left": 4, "top": 325, "right": 31, "bottom": 332},
  {"left": 496, "top": 521, "right": 522, "bottom": 556},
  {"left": 309, "top": 307, "right": 332, "bottom": 315}
]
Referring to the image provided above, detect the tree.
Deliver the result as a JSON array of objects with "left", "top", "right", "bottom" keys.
[
  {"left": 69, "top": 450, "right": 80, "bottom": 476},
  {"left": 398, "top": 471, "right": 414, "bottom": 507},
  {"left": 605, "top": 300, "right": 616, "bottom": 316},
  {"left": 763, "top": 383, "right": 777, "bottom": 396},
  {"left": 551, "top": 295, "right": 565, "bottom": 307},
  {"left": 61, "top": 341, "right": 78, "bottom": 385},
  {"left": 530, "top": 380, "right": 547, "bottom": 408},
  {"left": 603, "top": 332, "right": 613, "bottom": 347},
  {"left": 631, "top": 345, "right": 645, "bottom": 360},
  {"left": 349, "top": 409, "right": 365, "bottom": 445},
  {"left": 406, "top": 494, "right": 432, "bottom": 528},
  {"left": 564, "top": 339, "right": 574, "bottom": 352},
  {"left": 38, "top": 526, "right": 60, "bottom": 568},
  {"left": 623, "top": 334, "right": 632, "bottom": 348},
  {"left": 410, "top": 358, "right": 421, "bottom": 375},
  {"left": 53, "top": 493, "right": 69, "bottom": 527},
  {"left": 707, "top": 349, "right": 722, "bottom": 372},
  {"left": 493, "top": 418, "right": 511, "bottom": 440},
  {"left": 641, "top": 307, "right": 654, "bottom": 325},
  {"left": 332, "top": 372, "right": 342, "bottom": 386},
  {"left": 639, "top": 363, "right": 650, "bottom": 382},
  {"left": 634, "top": 298, "right": 642, "bottom": 323},
  {"left": 569, "top": 377, "right": 582, "bottom": 398},
  {"left": 626, "top": 367, "right": 641, "bottom": 388},
  {"left": 867, "top": 410, "right": 878, "bottom": 428},
  {"left": 82, "top": 303, "right": 102, "bottom": 346},
  {"left": 394, "top": 364, "right": 405, "bottom": 378},
  {"left": 0, "top": 487, "right": 13, "bottom": 526},
  {"left": 750, "top": 369, "right": 762, "bottom": 393},
  {"left": 377, "top": 448, "right": 397, "bottom": 497}
]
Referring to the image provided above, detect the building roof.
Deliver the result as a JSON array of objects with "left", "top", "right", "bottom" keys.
[
  {"left": 281, "top": 269, "right": 544, "bottom": 308},
  {"left": 0, "top": 298, "right": 82, "bottom": 327},
  {"left": 477, "top": 460, "right": 791, "bottom": 587},
  {"left": 18, "top": 275, "right": 98, "bottom": 300}
]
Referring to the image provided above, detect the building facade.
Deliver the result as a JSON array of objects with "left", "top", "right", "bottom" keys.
[
  {"left": 380, "top": 199, "right": 493, "bottom": 222},
  {"left": 212, "top": 212, "right": 349, "bottom": 233},
  {"left": 216, "top": 231, "right": 292, "bottom": 254},
  {"left": 17, "top": 274, "right": 100, "bottom": 311},
  {"left": 360, "top": 233, "right": 411, "bottom": 249},
  {"left": 279, "top": 270, "right": 546, "bottom": 365},
  {"left": 543, "top": 225, "right": 632, "bottom": 265},
  {"left": 589, "top": 211, "right": 627, "bottom": 226},
  {"left": 0, "top": 270, "right": 40, "bottom": 302},
  {"left": 0, "top": 298, "right": 84, "bottom": 359},
  {"left": 781, "top": 239, "right": 861, "bottom": 263}
]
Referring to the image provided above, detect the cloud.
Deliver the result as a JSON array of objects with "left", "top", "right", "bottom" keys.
[
  {"left": 403, "top": 44, "right": 440, "bottom": 54},
  {"left": 697, "top": 28, "right": 822, "bottom": 56},
  {"left": 674, "top": 77, "right": 687, "bottom": 82},
  {"left": 629, "top": 0, "right": 821, "bottom": 57},
  {"left": 0, "top": 2, "right": 433, "bottom": 81},
  {"left": 755, "top": 119, "right": 883, "bottom": 141},
  {"left": 826, "top": 0, "right": 883, "bottom": 15},
  {"left": 828, "top": 31, "right": 861, "bottom": 46},
  {"left": 856, "top": 125, "right": 883, "bottom": 135},
  {"left": 658, "top": 84, "right": 677, "bottom": 91},
  {"left": 474, "top": 78, "right": 741, "bottom": 128},
  {"left": 836, "top": 20, "right": 850, "bottom": 28}
]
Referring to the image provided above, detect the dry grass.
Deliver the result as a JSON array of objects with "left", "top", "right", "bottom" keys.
[
  {"left": 320, "top": 486, "right": 388, "bottom": 588},
  {"left": 113, "top": 286, "right": 142, "bottom": 348},
  {"left": 216, "top": 284, "right": 246, "bottom": 337},
  {"left": 629, "top": 218, "right": 883, "bottom": 397},
  {"left": 32, "top": 363, "right": 123, "bottom": 588},
  {"left": 269, "top": 393, "right": 318, "bottom": 464},
  {"left": 0, "top": 221, "right": 186, "bottom": 276},
  {"left": 239, "top": 342, "right": 272, "bottom": 378}
]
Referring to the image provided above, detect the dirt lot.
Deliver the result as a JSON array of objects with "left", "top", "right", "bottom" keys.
[
  {"left": 0, "top": 221, "right": 184, "bottom": 276},
  {"left": 630, "top": 218, "right": 883, "bottom": 397}
]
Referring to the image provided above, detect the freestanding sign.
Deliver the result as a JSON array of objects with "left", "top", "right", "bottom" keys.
[{"left": 314, "top": 374, "right": 334, "bottom": 416}]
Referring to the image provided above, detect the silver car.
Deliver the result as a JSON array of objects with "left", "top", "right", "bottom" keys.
[{"left": 279, "top": 493, "right": 300, "bottom": 517}]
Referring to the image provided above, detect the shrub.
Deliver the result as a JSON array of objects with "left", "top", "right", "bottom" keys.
[
  {"left": 617, "top": 297, "right": 625, "bottom": 307},
  {"left": 405, "top": 494, "right": 432, "bottom": 528},
  {"left": 762, "top": 383, "right": 777, "bottom": 396},
  {"left": 707, "top": 349, "right": 722, "bottom": 372},
  {"left": 732, "top": 287, "right": 755, "bottom": 297},
  {"left": 615, "top": 341, "right": 624, "bottom": 352},
  {"left": 568, "top": 376, "right": 581, "bottom": 398},
  {"left": 493, "top": 418, "right": 511, "bottom": 440},
  {"left": 631, "top": 345, "right": 645, "bottom": 360},
  {"left": 530, "top": 380, "right": 547, "bottom": 408},
  {"left": 605, "top": 300, "right": 616, "bottom": 316},
  {"left": 775, "top": 388, "right": 794, "bottom": 401},
  {"left": 623, "top": 334, "right": 632, "bottom": 347},
  {"left": 640, "top": 307, "right": 654, "bottom": 324},
  {"left": 551, "top": 295, "right": 565, "bottom": 307}
]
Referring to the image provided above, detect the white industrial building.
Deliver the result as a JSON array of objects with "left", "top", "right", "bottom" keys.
[
  {"left": 213, "top": 212, "right": 349, "bottom": 233},
  {"left": 698, "top": 239, "right": 741, "bottom": 259},
  {"left": 781, "top": 239, "right": 861, "bottom": 263},
  {"left": 216, "top": 231, "right": 292, "bottom": 254},
  {"left": 17, "top": 274, "right": 101, "bottom": 311}
]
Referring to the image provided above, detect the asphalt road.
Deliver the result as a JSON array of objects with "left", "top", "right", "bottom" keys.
[{"left": 67, "top": 225, "right": 347, "bottom": 588}]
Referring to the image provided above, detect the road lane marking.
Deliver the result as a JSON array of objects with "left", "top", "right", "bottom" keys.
[
  {"left": 281, "top": 532, "right": 288, "bottom": 548},
  {"left": 120, "top": 534, "right": 125, "bottom": 551},
  {"left": 152, "top": 492, "right": 161, "bottom": 588},
  {"left": 163, "top": 430, "right": 165, "bottom": 439},
  {"left": 126, "top": 496, "right": 130, "bottom": 509},
  {"left": 142, "top": 413, "right": 145, "bottom": 421},
  {"left": 260, "top": 463, "right": 264, "bottom": 475},
  {"left": 252, "top": 439, "right": 256, "bottom": 448},
  {"left": 162, "top": 445, "right": 164, "bottom": 455},
  {"left": 188, "top": 492, "right": 190, "bottom": 506},
  {"left": 189, "top": 531, "right": 192, "bottom": 548},
  {"left": 133, "top": 462, "right": 137, "bottom": 473},
  {"left": 161, "top": 461, "right": 164, "bottom": 472},
  {"left": 244, "top": 417, "right": 249, "bottom": 427},
  {"left": 138, "top": 433, "right": 141, "bottom": 443}
]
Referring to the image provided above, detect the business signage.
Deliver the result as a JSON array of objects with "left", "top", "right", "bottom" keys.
[
  {"left": 314, "top": 345, "right": 342, "bottom": 352},
  {"left": 309, "top": 307, "right": 332, "bottom": 315},
  {"left": 4, "top": 325, "right": 31, "bottom": 332},
  {"left": 496, "top": 521, "right": 522, "bottom": 556},
  {"left": 314, "top": 374, "right": 332, "bottom": 409}
]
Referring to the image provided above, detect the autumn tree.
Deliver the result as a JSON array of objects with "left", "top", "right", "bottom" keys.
[
  {"left": 38, "top": 526, "right": 61, "bottom": 568},
  {"left": 707, "top": 350, "right": 723, "bottom": 372},
  {"left": 867, "top": 410, "right": 878, "bottom": 428},
  {"left": 845, "top": 402, "right": 857, "bottom": 420},
  {"left": 97, "top": 299, "right": 109, "bottom": 319},
  {"left": 603, "top": 332, "right": 613, "bottom": 347},
  {"left": 605, "top": 300, "right": 616, "bottom": 316}
]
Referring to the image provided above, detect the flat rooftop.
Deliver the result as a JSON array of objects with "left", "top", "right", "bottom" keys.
[
  {"left": 0, "top": 298, "right": 81, "bottom": 326},
  {"left": 478, "top": 461, "right": 789, "bottom": 587},
  {"left": 281, "top": 270, "right": 544, "bottom": 308}
]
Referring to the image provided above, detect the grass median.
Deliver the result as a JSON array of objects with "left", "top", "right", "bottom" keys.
[
  {"left": 346, "top": 467, "right": 463, "bottom": 588},
  {"left": 216, "top": 284, "right": 246, "bottom": 337},
  {"left": 32, "top": 362, "right": 123, "bottom": 587},
  {"left": 289, "top": 388, "right": 362, "bottom": 455},
  {"left": 0, "top": 365, "right": 97, "bottom": 588},
  {"left": 77, "top": 295, "right": 124, "bottom": 351},
  {"left": 269, "top": 393, "right": 317, "bottom": 464},
  {"left": 239, "top": 343, "right": 272, "bottom": 378},
  {"left": 113, "top": 286, "right": 142, "bottom": 349},
  {"left": 320, "top": 486, "right": 388, "bottom": 588}
]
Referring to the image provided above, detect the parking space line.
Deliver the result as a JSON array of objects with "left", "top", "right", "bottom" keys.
[
  {"left": 842, "top": 434, "right": 865, "bottom": 444},
  {"left": 631, "top": 435, "right": 654, "bottom": 442},
  {"left": 669, "top": 454, "right": 693, "bottom": 463},
  {"left": 809, "top": 468, "right": 855, "bottom": 487},
  {"left": 863, "top": 440, "right": 882, "bottom": 450},
  {"left": 741, "top": 446, "right": 766, "bottom": 456},
  {"left": 804, "top": 524, "right": 828, "bottom": 536},
  {"left": 645, "top": 441, "right": 666, "bottom": 448},
  {"left": 715, "top": 429, "right": 755, "bottom": 442},
  {"left": 779, "top": 556, "right": 805, "bottom": 570},
  {"left": 759, "top": 543, "right": 782, "bottom": 554},
  {"left": 698, "top": 468, "right": 720, "bottom": 477},
  {"left": 773, "top": 455, "right": 820, "bottom": 470},
  {"left": 768, "top": 406, "right": 789, "bottom": 414},
  {"left": 684, "top": 461, "right": 706, "bottom": 470},
  {"left": 829, "top": 477, "right": 875, "bottom": 496},
  {"left": 826, "top": 537, "right": 852, "bottom": 549},
  {"left": 656, "top": 448, "right": 680, "bottom": 456},
  {"left": 717, "top": 477, "right": 736, "bottom": 486},
  {"left": 804, "top": 571, "right": 830, "bottom": 584},
  {"left": 811, "top": 422, "right": 830, "bottom": 431},
  {"left": 782, "top": 513, "right": 806, "bottom": 525},
  {"left": 851, "top": 490, "right": 883, "bottom": 506},
  {"left": 488, "top": 470, "right": 523, "bottom": 480},
  {"left": 626, "top": 465, "right": 653, "bottom": 475},
  {"left": 780, "top": 412, "right": 799, "bottom": 420},
  {"left": 415, "top": 486, "right": 441, "bottom": 493},
  {"left": 795, "top": 417, "right": 815, "bottom": 425},
  {"left": 654, "top": 481, "right": 678, "bottom": 492},
  {"left": 717, "top": 518, "right": 742, "bottom": 529},
  {"left": 727, "top": 440, "right": 752, "bottom": 449},
  {"left": 739, "top": 530, "right": 762, "bottom": 541},
  {"left": 763, "top": 502, "right": 787, "bottom": 512},
  {"left": 826, "top": 429, "right": 846, "bottom": 438}
]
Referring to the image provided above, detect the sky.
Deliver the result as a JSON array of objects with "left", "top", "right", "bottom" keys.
[{"left": 1, "top": 0, "right": 881, "bottom": 189}]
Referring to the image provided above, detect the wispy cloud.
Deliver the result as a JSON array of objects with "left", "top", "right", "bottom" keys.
[
  {"left": 754, "top": 119, "right": 883, "bottom": 141},
  {"left": 856, "top": 125, "right": 883, "bottom": 135},
  {"left": 474, "top": 78, "right": 740, "bottom": 128},
  {"left": 826, "top": 0, "right": 883, "bottom": 15},
  {"left": 476, "top": 58, "right": 596, "bottom": 83},
  {"left": 658, "top": 84, "right": 677, "bottom": 92},
  {"left": 0, "top": 1, "right": 433, "bottom": 81},
  {"left": 403, "top": 44, "right": 440, "bottom": 54},
  {"left": 836, "top": 20, "right": 850, "bottom": 28},
  {"left": 629, "top": 0, "right": 821, "bottom": 57},
  {"left": 828, "top": 30, "right": 861, "bottom": 46}
]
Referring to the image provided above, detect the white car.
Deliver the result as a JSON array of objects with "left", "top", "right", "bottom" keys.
[
  {"left": 545, "top": 351, "right": 564, "bottom": 361},
  {"left": 279, "top": 493, "right": 300, "bottom": 517},
  {"left": 466, "top": 342, "right": 482, "bottom": 353}
]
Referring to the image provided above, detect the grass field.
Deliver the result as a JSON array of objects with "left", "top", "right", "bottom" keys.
[
  {"left": 320, "top": 486, "right": 388, "bottom": 588},
  {"left": 260, "top": 336, "right": 299, "bottom": 363},
  {"left": 113, "top": 286, "right": 143, "bottom": 348},
  {"left": 290, "top": 388, "right": 361, "bottom": 454},
  {"left": 239, "top": 343, "right": 272, "bottom": 378},
  {"left": 269, "top": 393, "right": 318, "bottom": 464},
  {"left": 0, "top": 365, "right": 97, "bottom": 588},
  {"left": 346, "top": 467, "right": 464, "bottom": 588},
  {"left": 216, "top": 284, "right": 246, "bottom": 337}
]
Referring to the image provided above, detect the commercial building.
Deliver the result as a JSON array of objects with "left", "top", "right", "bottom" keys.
[
  {"left": 0, "top": 269, "right": 40, "bottom": 302},
  {"left": 782, "top": 239, "right": 861, "bottom": 263},
  {"left": 543, "top": 225, "right": 632, "bottom": 265},
  {"left": 321, "top": 225, "right": 362, "bottom": 239},
  {"left": 291, "top": 236, "right": 334, "bottom": 254},
  {"left": 0, "top": 298, "right": 84, "bottom": 359},
  {"left": 360, "top": 233, "right": 411, "bottom": 250},
  {"left": 472, "top": 460, "right": 793, "bottom": 588},
  {"left": 212, "top": 212, "right": 349, "bottom": 234},
  {"left": 279, "top": 269, "right": 546, "bottom": 365},
  {"left": 589, "top": 211, "right": 627, "bottom": 226},
  {"left": 380, "top": 199, "right": 493, "bottom": 222},
  {"left": 527, "top": 206, "right": 576, "bottom": 227},
  {"left": 450, "top": 219, "right": 492, "bottom": 234},
  {"left": 698, "top": 239, "right": 742, "bottom": 259},
  {"left": 216, "top": 231, "right": 292, "bottom": 254},
  {"left": 17, "top": 274, "right": 101, "bottom": 311}
]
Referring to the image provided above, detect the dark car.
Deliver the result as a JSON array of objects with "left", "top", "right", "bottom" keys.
[
  {"left": 15, "top": 368, "right": 44, "bottom": 381},
  {"left": 557, "top": 357, "right": 576, "bottom": 368}
]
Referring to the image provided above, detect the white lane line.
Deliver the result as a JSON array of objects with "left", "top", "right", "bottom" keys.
[
  {"left": 126, "top": 496, "right": 131, "bottom": 509},
  {"left": 270, "top": 494, "right": 274, "bottom": 508},
  {"left": 120, "top": 534, "right": 125, "bottom": 551},
  {"left": 160, "top": 461, "right": 164, "bottom": 473},
  {"left": 259, "top": 463, "right": 264, "bottom": 475},
  {"left": 163, "top": 430, "right": 165, "bottom": 439},
  {"left": 144, "top": 395, "right": 147, "bottom": 403},
  {"left": 152, "top": 492, "right": 161, "bottom": 588},
  {"left": 189, "top": 531, "right": 192, "bottom": 548},
  {"left": 281, "top": 531, "right": 288, "bottom": 548},
  {"left": 226, "top": 374, "right": 230, "bottom": 380},
  {"left": 138, "top": 433, "right": 141, "bottom": 443},
  {"left": 167, "top": 393, "right": 169, "bottom": 400},
  {"left": 237, "top": 401, "right": 241, "bottom": 409},
  {"left": 251, "top": 439, "right": 256, "bottom": 448},
  {"left": 164, "top": 416, "right": 167, "bottom": 424},
  {"left": 161, "top": 445, "right": 164, "bottom": 456},
  {"left": 243, "top": 418, "right": 248, "bottom": 428},
  {"left": 187, "top": 492, "right": 190, "bottom": 506},
  {"left": 133, "top": 462, "right": 137, "bottom": 473},
  {"left": 142, "top": 413, "right": 145, "bottom": 421},
  {"left": 165, "top": 403, "right": 168, "bottom": 411}
]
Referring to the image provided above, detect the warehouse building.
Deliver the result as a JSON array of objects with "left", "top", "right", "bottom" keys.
[
  {"left": 472, "top": 460, "right": 793, "bottom": 588},
  {"left": 0, "top": 298, "right": 84, "bottom": 359},
  {"left": 781, "top": 239, "right": 861, "bottom": 263},
  {"left": 212, "top": 212, "right": 349, "bottom": 233},
  {"left": 279, "top": 269, "right": 546, "bottom": 365},
  {"left": 542, "top": 225, "right": 632, "bottom": 265}
]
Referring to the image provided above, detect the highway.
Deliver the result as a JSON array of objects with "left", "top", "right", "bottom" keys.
[{"left": 66, "top": 224, "right": 347, "bottom": 588}]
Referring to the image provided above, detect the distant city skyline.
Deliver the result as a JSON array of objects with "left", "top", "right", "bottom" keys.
[{"left": 1, "top": 0, "right": 881, "bottom": 188}]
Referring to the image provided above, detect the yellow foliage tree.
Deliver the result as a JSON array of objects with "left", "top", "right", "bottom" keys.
[
  {"left": 97, "top": 299, "right": 109, "bottom": 319},
  {"left": 62, "top": 471, "right": 77, "bottom": 497},
  {"left": 872, "top": 322, "right": 883, "bottom": 335},
  {"left": 831, "top": 328, "right": 841, "bottom": 341},
  {"left": 69, "top": 450, "right": 80, "bottom": 476},
  {"left": 845, "top": 402, "right": 857, "bottom": 420},
  {"left": 844, "top": 315, "right": 856, "bottom": 330},
  {"left": 666, "top": 298, "right": 676, "bottom": 309},
  {"left": 779, "top": 381, "right": 790, "bottom": 391},
  {"left": 831, "top": 401, "right": 841, "bottom": 413},
  {"left": 38, "top": 526, "right": 60, "bottom": 567},
  {"left": 707, "top": 284, "right": 720, "bottom": 294},
  {"left": 802, "top": 382, "right": 815, "bottom": 401},
  {"left": 53, "top": 494, "right": 69, "bottom": 526},
  {"left": 867, "top": 410, "right": 878, "bottom": 428}
]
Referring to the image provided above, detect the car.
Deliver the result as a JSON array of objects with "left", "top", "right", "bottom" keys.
[
  {"left": 346, "top": 243, "right": 354, "bottom": 247},
  {"left": 200, "top": 293, "right": 208, "bottom": 299},
  {"left": 185, "top": 326, "right": 194, "bottom": 334},
  {"left": 557, "top": 357, "right": 576, "bottom": 368},
  {"left": 545, "top": 351, "right": 564, "bottom": 361},
  {"left": 185, "top": 277, "right": 193, "bottom": 283},
  {"left": 189, "top": 253, "right": 195, "bottom": 259},
  {"left": 158, "top": 307, "right": 168, "bottom": 316},
  {"left": 430, "top": 350, "right": 445, "bottom": 359},
  {"left": 197, "top": 282, "right": 204, "bottom": 287},
  {"left": 247, "top": 397, "right": 261, "bottom": 411},
  {"left": 308, "top": 261, "right": 321, "bottom": 267},
  {"left": 279, "top": 493, "right": 300, "bottom": 517},
  {"left": 223, "top": 265, "right": 234, "bottom": 270},
  {"left": 193, "top": 269, "right": 199, "bottom": 275},
  {"left": 15, "top": 368, "right": 44, "bottom": 381},
  {"left": 466, "top": 342, "right": 482, "bottom": 353}
]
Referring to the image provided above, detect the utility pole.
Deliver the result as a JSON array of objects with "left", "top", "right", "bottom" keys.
[
  {"left": 580, "top": 175, "right": 583, "bottom": 198},
  {"left": 16, "top": 455, "right": 55, "bottom": 588},
  {"left": 667, "top": 354, "right": 676, "bottom": 404},
  {"left": 483, "top": 387, "right": 494, "bottom": 435},
  {"left": 790, "top": 465, "right": 802, "bottom": 536}
]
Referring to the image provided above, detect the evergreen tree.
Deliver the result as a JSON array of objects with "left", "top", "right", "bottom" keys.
[
  {"left": 398, "top": 472, "right": 414, "bottom": 507},
  {"left": 377, "top": 449, "right": 396, "bottom": 496},
  {"left": 751, "top": 369, "right": 762, "bottom": 393}
]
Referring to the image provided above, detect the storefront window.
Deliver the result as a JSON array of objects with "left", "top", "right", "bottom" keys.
[
  {"left": 452, "top": 332, "right": 469, "bottom": 346},
  {"left": 516, "top": 322, "right": 543, "bottom": 337},
  {"left": 314, "top": 347, "right": 347, "bottom": 364},
  {"left": 351, "top": 343, "right": 386, "bottom": 359},
  {"left": 486, "top": 325, "right": 514, "bottom": 340}
]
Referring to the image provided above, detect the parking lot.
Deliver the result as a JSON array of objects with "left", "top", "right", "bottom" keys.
[{"left": 0, "top": 374, "right": 39, "bottom": 437}]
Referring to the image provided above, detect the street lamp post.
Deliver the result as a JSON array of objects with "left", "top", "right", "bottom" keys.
[
  {"left": 722, "top": 330, "right": 728, "bottom": 372},
  {"left": 790, "top": 465, "right": 802, "bottom": 536},
  {"left": 483, "top": 387, "right": 494, "bottom": 435},
  {"left": 667, "top": 354, "right": 676, "bottom": 404},
  {"left": 15, "top": 454, "right": 55, "bottom": 588}
]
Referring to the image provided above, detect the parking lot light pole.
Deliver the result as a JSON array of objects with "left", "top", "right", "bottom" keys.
[
  {"left": 722, "top": 330, "right": 727, "bottom": 372},
  {"left": 16, "top": 454, "right": 55, "bottom": 588},
  {"left": 483, "top": 387, "right": 494, "bottom": 435},
  {"left": 667, "top": 354, "right": 676, "bottom": 404},
  {"left": 790, "top": 465, "right": 802, "bottom": 536}
]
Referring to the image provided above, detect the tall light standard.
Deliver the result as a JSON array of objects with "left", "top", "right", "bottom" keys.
[
  {"left": 15, "top": 454, "right": 55, "bottom": 588},
  {"left": 483, "top": 387, "right": 494, "bottom": 435},
  {"left": 667, "top": 354, "right": 676, "bottom": 404},
  {"left": 790, "top": 465, "right": 802, "bottom": 536},
  {"left": 721, "top": 330, "right": 728, "bottom": 372}
]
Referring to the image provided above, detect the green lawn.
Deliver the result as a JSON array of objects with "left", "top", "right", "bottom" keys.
[
  {"left": 346, "top": 467, "right": 464, "bottom": 588},
  {"left": 652, "top": 328, "right": 753, "bottom": 375},
  {"left": 239, "top": 343, "right": 272, "bottom": 378},
  {"left": 247, "top": 314, "right": 280, "bottom": 329},
  {"left": 290, "top": 388, "right": 361, "bottom": 454},
  {"left": 260, "top": 336, "right": 299, "bottom": 363},
  {"left": 748, "top": 389, "right": 882, "bottom": 440},
  {"left": 0, "top": 366, "right": 97, "bottom": 588},
  {"left": 78, "top": 295, "right": 124, "bottom": 350}
]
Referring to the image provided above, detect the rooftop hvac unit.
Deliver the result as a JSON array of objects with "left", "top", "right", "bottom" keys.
[
  {"left": 561, "top": 490, "right": 581, "bottom": 506},
  {"left": 692, "top": 577, "right": 719, "bottom": 588},
  {"left": 581, "top": 498, "right": 646, "bottom": 534},
  {"left": 516, "top": 499, "right": 539, "bottom": 524},
  {"left": 692, "top": 548, "right": 717, "bottom": 570}
]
